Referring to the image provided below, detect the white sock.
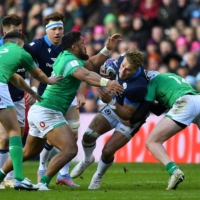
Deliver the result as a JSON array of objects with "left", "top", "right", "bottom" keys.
[
  {"left": 0, "top": 150, "right": 9, "bottom": 168},
  {"left": 96, "top": 157, "right": 114, "bottom": 177},
  {"left": 38, "top": 148, "right": 53, "bottom": 170},
  {"left": 59, "top": 161, "right": 71, "bottom": 175},
  {"left": 5, "top": 170, "right": 14, "bottom": 180},
  {"left": 82, "top": 140, "right": 96, "bottom": 162}
]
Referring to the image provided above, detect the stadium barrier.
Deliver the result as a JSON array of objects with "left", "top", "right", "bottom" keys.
[{"left": 73, "top": 113, "right": 200, "bottom": 164}]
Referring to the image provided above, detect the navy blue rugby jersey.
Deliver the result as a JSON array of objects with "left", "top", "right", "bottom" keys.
[
  {"left": 30, "top": 35, "right": 62, "bottom": 95},
  {"left": 0, "top": 37, "right": 37, "bottom": 102},
  {"left": 116, "top": 54, "right": 148, "bottom": 107}
]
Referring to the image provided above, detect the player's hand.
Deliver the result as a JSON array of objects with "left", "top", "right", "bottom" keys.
[
  {"left": 106, "top": 33, "right": 122, "bottom": 51},
  {"left": 25, "top": 93, "right": 36, "bottom": 105},
  {"left": 76, "top": 93, "right": 86, "bottom": 109},
  {"left": 106, "top": 80, "right": 124, "bottom": 95},
  {"left": 98, "top": 89, "right": 112, "bottom": 103},
  {"left": 100, "top": 65, "right": 112, "bottom": 79},
  {"left": 48, "top": 75, "right": 63, "bottom": 85}
]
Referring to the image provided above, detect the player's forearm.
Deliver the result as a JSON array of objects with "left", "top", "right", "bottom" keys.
[
  {"left": 78, "top": 82, "right": 86, "bottom": 95},
  {"left": 113, "top": 104, "right": 132, "bottom": 120},
  {"left": 10, "top": 74, "right": 35, "bottom": 95},
  {"left": 85, "top": 53, "right": 107, "bottom": 72},
  {"left": 30, "top": 68, "right": 50, "bottom": 85}
]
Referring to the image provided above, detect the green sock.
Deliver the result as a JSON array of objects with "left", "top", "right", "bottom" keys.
[
  {"left": 165, "top": 162, "right": 178, "bottom": 175},
  {"left": 40, "top": 175, "right": 51, "bottom": 186},
  {"left": 9, "top": 136, "right": 24, "bottom": 181},
  {"left": 0, "top": 169, "right": 6, "bottom": 182}
]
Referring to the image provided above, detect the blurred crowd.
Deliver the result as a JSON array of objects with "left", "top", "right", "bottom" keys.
[{"left": 0, "top": 0, "right": 200, "bottom": 113}]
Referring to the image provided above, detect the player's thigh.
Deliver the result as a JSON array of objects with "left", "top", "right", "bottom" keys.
[
  {"left": 146, "top": 117, "right": 183, "bottom": 144},
  {"left": 0, "top": 108, "right": 20, "bottom": 137},
  {"left": 0, "top": 122, "right": 9, "bottom": 149},
  {"left": 24, "top": 133, "right": 46, "bottom": 158},
  {"left": 65, "top": 106, "right": 79, "bottom": 121},
  {"left": 103, "top": 131, "right": 129, "bottom": 154},
  {"left": 46, "top": 124, "right": 77, "bottom": 153}
]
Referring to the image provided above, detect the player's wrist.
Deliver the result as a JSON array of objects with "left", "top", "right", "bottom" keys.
[
  {"left": 108, "top": 98, "right": 116, "bottom": 109},
  {"left": 100, "top": 78, "right": 110, "bottom": 87},
  {"left": 100, "top": 46, "right": 110, "bottom": 56},
  {"left": 31, "top": 86, "right": 38, "bottom": 93}
]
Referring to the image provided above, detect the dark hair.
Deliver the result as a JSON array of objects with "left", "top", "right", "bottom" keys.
[
  {"left": 62, "top": 31, "right": 81, "bottom": 49},
  {"left": 2, "top": 14, "right": 22, "bottom": 28},
  {"left": 43, "top": 12, "right": 65, "bottom": 26},
  {"left": 4, "top": 31, "right": 26, "bottom": 43}
]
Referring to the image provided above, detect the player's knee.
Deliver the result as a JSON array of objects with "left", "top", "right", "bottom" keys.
[
  {"left": 0, "top": 134, "right": 9, "bottom": 149},
  {"left": 83, "top": 128, "right": 100, "bottom": 143},
  {"left": 145, "top": 140, "right": 151, "bottom": 150},
  {"left": 64, "top": 145, "right": 78, "bottom": 160},
  {"left": 68, "top": 119, "right": 80, "bottom": 133},
  {"left": 102, "top": 146, "right": 114, "bottom": 158}
]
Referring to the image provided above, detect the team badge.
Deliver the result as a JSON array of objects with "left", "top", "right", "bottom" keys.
[{"left": 122, "top": 82, "right": 127, "bottom": 89}]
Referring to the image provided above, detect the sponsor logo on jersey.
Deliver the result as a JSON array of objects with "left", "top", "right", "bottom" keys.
[
  {"left": 70, "top": 60, "right": 79, "bottom": 67},
  {"left": 48, "top": 48, "right": 51, "bottom": 53},
  {"left": 46, "top": 63, "right": 52, "bottom": 67},
  {"left": 29, "top": 42, "right": 35, "bottom": 46},
  {"left": 51, "top": 58, "right": 56, "bottom": 62},
  {"left": 0, "top": 48, "right": 9, "bottom": 53},
  {"left": 17, "top": 68, "right": 26, "bottom": 72}
]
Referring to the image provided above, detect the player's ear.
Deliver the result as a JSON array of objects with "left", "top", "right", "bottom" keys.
[{"left": 71, "top": 44, "right": 78, "bottom": 51}]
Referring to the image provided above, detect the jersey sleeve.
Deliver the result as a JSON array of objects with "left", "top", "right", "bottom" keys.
[
  {"left": 124, "top": 87, "right": 147, "bottom": 107},
  {"left": 145, "top": 79, "right": 157, "bottom": 102},
  {"left": 62, "top": 59, "right": 85, "bottom": 77},
  {"left": 20, "top": 50, "right": 36, "bottom": 71}
]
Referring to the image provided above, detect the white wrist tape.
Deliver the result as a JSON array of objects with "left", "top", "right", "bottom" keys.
[
  {"left": 100, "top": 46, "right": 110, "bottom": 56},
  {"left": 31, "top": 86, "right": 38, "bottom": 93},
  {"left": 100, "top": 78, "right": 109, "bottom": 86},
  {"left": 108, "top": 98, "right": 116, "bottom": 109}
]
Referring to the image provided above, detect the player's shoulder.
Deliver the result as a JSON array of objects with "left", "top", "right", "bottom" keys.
[{"left": 29, "top": 37, "right": 45, "bottom": 48}]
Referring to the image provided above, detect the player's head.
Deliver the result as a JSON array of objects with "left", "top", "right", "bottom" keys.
[
  {"left": 1, "top": 14, "right": 22, "bottom": 35},
  {"left": 62, "top": 31, "right": 89, "bottom": 60},
  {"left": 147, "top": 70, "right": 160, "bottom": 81},
  {"left": 4, "top": 31, "right": 26, "bottom": 47},
  {"left": 119, "top": 49, "right": 143, "bottom": 79},
  {"left": 43, "top": 12, "right": 64, "bottom": 46}
]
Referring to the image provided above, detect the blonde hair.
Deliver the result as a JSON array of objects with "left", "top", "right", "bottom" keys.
[{"left": 124, "top": 49, "right": 143, "bottom": 70}]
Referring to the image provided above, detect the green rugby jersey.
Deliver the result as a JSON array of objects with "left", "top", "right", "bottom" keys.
[
  {"left": 0, "top": 43, "right": 35, "bottom": 83},
  {"left": 145, "top": 73, "right": 200, "bottom": 108},
  {"left": 36, "top": 50, "right": 85, "bottom": 115}
]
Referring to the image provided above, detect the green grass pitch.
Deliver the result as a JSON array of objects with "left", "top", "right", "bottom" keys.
[{"left": 1, "top": 161, "right": 200, "bottom": 200}]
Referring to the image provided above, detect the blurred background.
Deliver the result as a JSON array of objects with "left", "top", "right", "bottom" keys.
[{"left": 1, "top": 0, "right": 200, "bottom": 113}]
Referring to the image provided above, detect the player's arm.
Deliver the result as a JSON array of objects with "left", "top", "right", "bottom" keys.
[
  {"left": 73, "top": 67, "right": 124, "bottom": 94},
  {"left": 129, "top": 101, "right": 153, "bottom": 124},
  {"left": 9, "top": 73, "right": 42, "bottom": 102},
  {"left": 150, "top": 102, "right": 168, "bottom": 116},
  {"left": 29, "top": 66, "right": 62, "bottom": 85},
  {"left": 76, "top": 82, "right": 86, "bottom": 109},
  {"left": 85, "top": 33, "right": 122, "bottom": 72}
]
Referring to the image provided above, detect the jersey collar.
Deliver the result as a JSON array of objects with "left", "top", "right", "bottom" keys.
[
  {"left": 44, "top": 35, "right": 52, "bottom": 47},
  {"left": 121, "top": 66, "right": 142, "bottom": 81}
]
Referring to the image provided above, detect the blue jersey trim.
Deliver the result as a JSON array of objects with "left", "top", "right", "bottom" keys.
[
  {"left": 44, "top": 35, "right": 52, "bottom": 47},
  {"left": 0, "top": 37, "right": 4, "bottom": 46},
  {"left": 124, "top": 97, "right": 140, "bottom": 107}
]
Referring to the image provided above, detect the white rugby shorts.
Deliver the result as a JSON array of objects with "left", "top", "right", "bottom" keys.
[
  {"left": 0, "top": 83, "right": 14, "bottom": 109},
  {"left": 28, "top": 105, "right": 67, "bottom": 138},
  {"left": 166, "top": 94, "right": 200, "bottom": 129}
]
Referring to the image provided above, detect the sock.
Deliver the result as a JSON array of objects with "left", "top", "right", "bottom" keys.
[
  {"left": 82, "top": 140, "right": 96, "bottom": 162},
  {"left": 40, "top": 174, "right": 51, "bottom": 186},
  {"left": 0, "top": 149, "right": 9, "bottom": 168},
  {"left": 165, "top": 161, "right": 178, "bottom": 175},
  {"left": 0, "top": 169, "right": 6, "bottom": 182},
  {"left": 9, "top": 136, "right": 24, "bottom": 181},
  {"left": 39, "top": 143, "right": 53, "bottom": 170},
  {"left": 96, "top": 157, "right": 114, "bottom": 177},
  {"left": 59, "top": 161, "right": 71, "bottom": 175},
  {"left": 5, "top": 170, "right": 14, "bottom": 180}
]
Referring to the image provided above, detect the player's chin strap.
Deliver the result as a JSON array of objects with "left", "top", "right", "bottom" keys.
[{"left": 45, "top": 21, "right": 63, "bottom": 31}]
